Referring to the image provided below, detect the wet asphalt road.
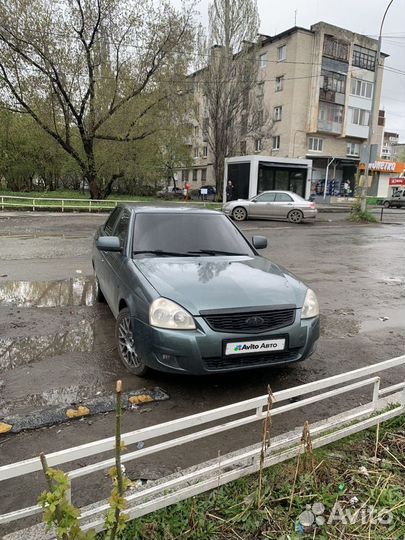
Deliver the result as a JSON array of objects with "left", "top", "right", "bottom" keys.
[{"left": 0, "top": 210, "right": 404, "bottom": 533}]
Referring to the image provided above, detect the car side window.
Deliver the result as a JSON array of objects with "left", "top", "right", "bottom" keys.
[
  {"left": 255, "top": 193, "right": 275, "bottom": 202},
  {"left": 104, "top": 207, "right": 121, "bottom": 235},
  {"left": 275, "top": 193, "right": 293, "bottom": 202},
  {"left": 114, "top": 209, "right": 131, "bottom": 248}
]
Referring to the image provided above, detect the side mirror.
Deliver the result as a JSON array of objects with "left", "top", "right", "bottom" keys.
[
  {"left": 252, "top": 235, "right": 268, "bottom": 250},
  {"left": 96, "top": 236, "right": 122, "bottom": 252}
]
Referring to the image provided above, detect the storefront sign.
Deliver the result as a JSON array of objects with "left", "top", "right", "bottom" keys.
[
  {"left": 389, "top": 177, "right": 405, "bottom": 186},
  {"left": 360, "top": 161, "right": 404, "bottom": 173}
]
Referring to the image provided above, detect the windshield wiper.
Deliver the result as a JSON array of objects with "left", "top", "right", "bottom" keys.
[
  {"left": 187, "top": 249, "right": 248, "bottom": 256},
  {"left": 133, "top": 250, "right": 195, "bottom": 257}
]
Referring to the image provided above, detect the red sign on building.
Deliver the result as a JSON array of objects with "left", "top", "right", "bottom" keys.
[{"left": 389, "top": 177, "right": 405, "bottom": 186}]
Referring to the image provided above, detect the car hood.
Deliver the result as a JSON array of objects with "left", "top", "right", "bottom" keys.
[{"left": 134, "top": 256, "right": 307, "bottom": 315}]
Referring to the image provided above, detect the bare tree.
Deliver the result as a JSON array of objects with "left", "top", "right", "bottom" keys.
[
  {"left": 0, "top": 0, "right": 195, "bottom": 198},
  {"left": 198, "top": 0, "right": 271, "bottom": 198}
]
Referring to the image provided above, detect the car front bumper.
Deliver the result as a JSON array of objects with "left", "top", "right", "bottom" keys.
[{"left": 132, "top": 313, "right": 320, "bottom": 375}]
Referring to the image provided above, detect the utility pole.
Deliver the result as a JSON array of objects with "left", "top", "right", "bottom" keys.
[{"left": 360, "top": 0, "right": 394, "bottom": 212}]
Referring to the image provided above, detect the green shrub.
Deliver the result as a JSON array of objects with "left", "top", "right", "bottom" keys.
[{"left": 349, "top": 199, "right": 377, "bottom": 223}]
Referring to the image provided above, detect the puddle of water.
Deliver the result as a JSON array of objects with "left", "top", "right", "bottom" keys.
[
  {"left": 0, "top": 321, "right": 95, "bottom": 371},
  {"left": 0, "top": 277, "right": 96, "bottom": 307}
]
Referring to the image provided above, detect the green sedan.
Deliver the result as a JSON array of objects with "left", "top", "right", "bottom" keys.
[{"left": 92, "top": 205, "right": 320, "bottom": 376}]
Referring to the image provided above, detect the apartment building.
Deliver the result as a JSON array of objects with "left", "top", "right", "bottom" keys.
[
  {"left": 380, "top": 130, "right": 404, "bottom": 161},
  {"left": 182, "top": 21, "right": 386, "bottom": 196}
]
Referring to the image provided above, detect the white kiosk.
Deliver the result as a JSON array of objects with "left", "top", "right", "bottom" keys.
[{"left": 224, "top": 155, "right": 313, "bottom": 201}]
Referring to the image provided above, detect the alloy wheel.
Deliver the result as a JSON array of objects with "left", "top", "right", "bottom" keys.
[
  {"left": 288, "top": 209, "right": 303, "bottom": 224},
  {"left": 118, "top": 316, "right": 141, "bottom": 369},
  {"left": 232, "top": 207, "right": 247, "bottom": 221}
]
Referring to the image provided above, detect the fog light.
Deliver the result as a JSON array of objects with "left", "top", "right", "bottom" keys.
[{"left": 159, "top": 354, "right": 180, "bottom": 369}]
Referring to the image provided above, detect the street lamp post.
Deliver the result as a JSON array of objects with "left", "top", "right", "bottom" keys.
[{"left": 360, "top": 0, "right": 394, "bottom": 212}]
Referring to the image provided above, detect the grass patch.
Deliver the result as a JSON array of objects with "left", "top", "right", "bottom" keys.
[
  {"left": 122, "top": 415, "right": 405, "bottom": 540},
  {"left": 366, "top": 197, "right": 383, "bottom": 206}
]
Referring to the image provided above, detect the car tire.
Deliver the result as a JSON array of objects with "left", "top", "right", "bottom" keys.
[
  {"left": 287, "top": 209, "right": 304, "bottom": 224},
  {"left": 232, "top": 207, "right": 247, "bottom": 221},
  {"left": 383, "top": 201, "right": 390, "bottom": 208},
  {"left": 116, "top": 308, "right": 149, "bottom": 377}
]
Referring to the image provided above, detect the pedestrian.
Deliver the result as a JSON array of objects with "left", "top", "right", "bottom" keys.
[
  {"left": 184, "top": 181, "right": 191, "bottom": 201},
  {"left": 226, "top": 180, "right": 235, "bottom": 201},
  {"left": 344, "top": 181, "right": 350, "bottom": 198}
]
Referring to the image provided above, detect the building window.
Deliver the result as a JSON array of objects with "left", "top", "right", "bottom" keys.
[
  {"left": 320, "top": 70, "right": 346, "bottom": 94},
  {"left": 202, "top": 117, "right": 209, "bottom": 142},
  {"left": 201, "top": 168, "right": 207, "bottom": 182},
  {"left": 240, "top": 140, "right": 247, "bottom": 154},
  {"left": 347, "top": 142, "right": 360, "bottom": 156},
  {"left": 323, "top": 35, "right": 349, "bottom": 62},
  {"left": 277, "top": 45, "right": 286, "bottom": 62},
  {"left": 193, "top": 147, "right": 199, "bottom": 158},
  {"left": 318, "top": 102, "right": 344, "bottom": 132},
  {"left": 255, "top": 138, "right": 262, "bottom": 152},
  {"left": 308, "top": 137, "right": 324, "bottom": 152},
  {"left": 352, "top": 44, "right": 376, "bottom": 71},
  {"left": 350, "top": 78, "right": 373, "bottom": 98},
  {"left": 202, "top": 146, "right": 208, "bottom": 158},
  {"left": 272, "top": 135, "right": 280, "bottom": 150},
  {"left": 350, "top": 107, "right": 370, "bottom": 126},
  {"left": 259, "top": 53, "right": 267, "bottom": 68},
  {"left": 257, "top": 109, "right": 264, "bottom": 125},
  {"left": 181, "top": 170, "right": 189, "bottom": 182},
  {"left": 257, "top": 82, "right": 264, "bottom": 97},
  {"left": 192, "top": 169, "right": 198, "bottom": 182},
  {"left": 275, "top": 76, "right": 284, "bottom": 92},
  {"left": 194, "top": 125, "right": 199, "bottom": 137},
  {"left": 274, "top": 106, "right": 282, "bottom": 121}
]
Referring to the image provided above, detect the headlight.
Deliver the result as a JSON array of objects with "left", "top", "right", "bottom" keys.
[
  {"left": 149, "top": 298, "right": 196, "bottom": 330},
  {"left": 301, "top": 289, "right": 319, "bottom": 319}
]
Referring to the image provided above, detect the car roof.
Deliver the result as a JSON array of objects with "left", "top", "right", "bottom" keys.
[
  {"left": 260, "top": 190, "right": 299, "bottom": 195},
  {"left": 118, "top": 204, "right": 220, "bottom": 215}
]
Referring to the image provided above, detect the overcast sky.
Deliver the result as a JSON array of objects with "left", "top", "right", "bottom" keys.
[{"left": 175, "top": 0, "right": 405, "bottom": 141}]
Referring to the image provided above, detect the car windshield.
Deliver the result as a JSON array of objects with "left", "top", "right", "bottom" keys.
[{"left": 132, "top": 213, "right": 254, "bottom": 257}]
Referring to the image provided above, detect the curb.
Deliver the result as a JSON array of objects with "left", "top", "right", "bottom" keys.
[{"left": 0, "top": 387, "right": 169, "bottom": 434}]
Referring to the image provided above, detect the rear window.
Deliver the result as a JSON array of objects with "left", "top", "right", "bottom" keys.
[
  {"left": 132, "top": 213, "right": 254, "bottom": 256},
  {"left": 275, "top": 193, "right": 293, "bottom": 202}
]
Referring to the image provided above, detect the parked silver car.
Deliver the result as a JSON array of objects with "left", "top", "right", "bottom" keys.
[{"left": 222, "top": 191, "right": 317, "bottom": 223}]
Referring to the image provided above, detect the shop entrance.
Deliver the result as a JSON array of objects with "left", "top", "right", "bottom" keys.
[{"left": 227, "top": 163, "right": 250, "bottom": 199}]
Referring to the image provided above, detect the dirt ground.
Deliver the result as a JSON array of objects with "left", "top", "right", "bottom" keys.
[{"left": 0, "top": 210, "right": 404, "bottom": 535}]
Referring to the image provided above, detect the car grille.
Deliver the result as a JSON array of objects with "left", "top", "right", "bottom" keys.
[
  {"left": 203, "top": 349, "right": 301, "bottom": 371},
  {"left": 202, "top": 308, "right": 296, "bottom": 333}
]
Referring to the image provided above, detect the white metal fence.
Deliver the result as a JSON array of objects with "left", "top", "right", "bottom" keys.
[
  {"left": 0, "top": 355, "right": 404, "bottom": 535},
  {"left": 0, "top": 195, "right": 216, "bottom": 213}
]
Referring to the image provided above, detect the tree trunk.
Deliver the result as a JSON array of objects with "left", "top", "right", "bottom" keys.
[
  {"left": 214, "top": 155, "right": 225, "bottom": 201},
  {"left": 87, "top": 174, "right": 102, "bottom": 199}
]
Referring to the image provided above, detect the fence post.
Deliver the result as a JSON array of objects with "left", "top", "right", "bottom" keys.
[
  {"left": 372, "top": 377, "right": 381, "bottom": 410},
  {"left": 32, "top": 198, "right": 35, "bottom": 212},
  {"left": 89, "top": 200, "right": 92, "bottom": 213},
  {"left": 62, "top": 199, "right": 65, "bottom": 213},
  {"left": 1, "top": 196, "right": 3, "bottom": 210},
  {"left": 380, "top": 206, "right": 383, "bottom": 222}
]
